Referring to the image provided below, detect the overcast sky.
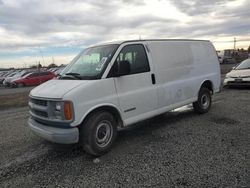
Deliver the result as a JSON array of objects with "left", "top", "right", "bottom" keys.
[{"left": 0, "top": 0, "right": 250, "bottom": 68}]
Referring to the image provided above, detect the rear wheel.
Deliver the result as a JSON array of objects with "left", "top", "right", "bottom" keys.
[
  {"left": 193, "top": 88, "right": 211, "bottom": 114},
  {"left": 80, "top": 111, "right": 117, "bottom": 156}
]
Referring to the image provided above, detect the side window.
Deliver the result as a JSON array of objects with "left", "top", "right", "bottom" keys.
[
  {"left": 28, "top": 73, "right": 35, "bottom": 78},
  {"left": 117, "top": 44, "right": 150, "bottom": 75},
  {"left": 29, "top": 73, "right": 39, "bottom": 77},
  {"left": 40, "top": 72, "right": 49, "bottom": 76}
]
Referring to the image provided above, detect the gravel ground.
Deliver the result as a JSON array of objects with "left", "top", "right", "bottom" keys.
[
  {"left": 0, "top": 87, "right": 249, "bottom": 187},
  {"left": 0, "top": 86, "right": 34, "bottom": 96}
]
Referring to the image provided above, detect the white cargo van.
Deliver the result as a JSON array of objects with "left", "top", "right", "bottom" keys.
[{"left": 28, "top": 39, "right": 221, "bottom": 156}]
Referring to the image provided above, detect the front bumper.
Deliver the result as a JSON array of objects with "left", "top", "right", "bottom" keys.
[
  {"left": 28, "top": 118, "right": 79, "bottom": 144},
  {"left": 224, "top": 77, "right": 250, "bottom": 86}
]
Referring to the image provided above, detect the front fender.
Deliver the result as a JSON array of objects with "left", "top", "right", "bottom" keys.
[{"left": 78, "top": 103, "right": 124, "bottom": 127}]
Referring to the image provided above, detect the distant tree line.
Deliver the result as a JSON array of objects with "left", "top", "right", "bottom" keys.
[{"left": 29, "top": 63, "right": 65, "bottom": 69}]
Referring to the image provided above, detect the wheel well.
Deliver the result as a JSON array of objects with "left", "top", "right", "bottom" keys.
[
  {"left": 201, "top": 80, "right": 213, "bottom": 93},
  {"left": 81, "top": 106, "right": 123, "bottom": 129}
]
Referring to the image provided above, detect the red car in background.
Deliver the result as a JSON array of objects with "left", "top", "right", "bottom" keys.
[{"left": 11, "top": 71, "right": 55, "bottom": 87}]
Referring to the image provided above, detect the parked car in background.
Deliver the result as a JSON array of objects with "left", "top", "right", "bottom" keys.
[
  {"left": 54, "top": 66, "right": 66, "bottom": 76},
  {"left": 0, "top": 71, "right": 10, "bottom": 84},
  {"left": 1, "top": 71, "right": 19, "bottom": 84},
  {"left": 0, "top": 70, "right": 17, "bottom": 84},
  {"left": 11, "top": 71, "right": 55, "bottom": 87},
  {"left": 218, "top": 49, "right": 237, "bottom": 64},
  {"left": 224, "top": 58, "right": 250, "bottom": 86},
  {"left": 3, "top": 70, "right": 31, "bottom": 86},
  {"left": 48, "top": 67, "right": 60, "bottom": 73}
]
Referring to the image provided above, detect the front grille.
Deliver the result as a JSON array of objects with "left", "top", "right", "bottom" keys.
[
  {"left": 29, "top": 97, "right": 49, "bottom": 119},
  {"left": 32, "top": 109, "right": 48, "bottom": 118},
  {"left": 227, "top": 81, "right": 250, "bottom": 86},
  {"left": 228, "top": 81, "right": 249, "bottom": 84},
  {"left": 30, "top": 98, "right": 47, "bottom": 106},
  {"left": 231, "top": 76, "right": 250, "bottom": 78}
]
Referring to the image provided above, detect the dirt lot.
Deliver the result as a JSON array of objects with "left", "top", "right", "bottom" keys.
[
  {"left": 0, "top": 65, "right": 249, "bottom": 187},
  {"left": 0, "top": 86, "right": 33, "bottom": 110},
  {"left": 0, "top": 86, "right": 34, "bottom": 96}
]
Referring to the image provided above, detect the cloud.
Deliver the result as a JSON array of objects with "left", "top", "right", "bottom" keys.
[
  {"left": 0, "top": 0, "right": 250, "bottom": 67},
  {"left": 168, "top": 0, "right": 250, "bottom": 37},
  {"left": 0, "top": 0, "right": 178, "bottom": 51},
  {"left": 169, "top": 0, "right": 236, "bottom": 16}
]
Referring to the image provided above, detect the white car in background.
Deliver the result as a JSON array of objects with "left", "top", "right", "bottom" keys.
[
  {"left": 3, "top": 70, "right": 28, "bottom": 87},
  {"left": 224, "top": 58, "right": 250, "bottom": 86},
  {"left": 2, "top": 71, "right": 20, "bottom": 86},
  {"left": 0, "top": 71, "right": 10, "bottom": 84}
]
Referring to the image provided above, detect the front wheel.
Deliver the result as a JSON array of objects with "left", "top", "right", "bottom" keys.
[
  {"left": 193, "top": 88, "right": 212, "bottom": 114},
  {"left": 80, "top": 111, "right": 117, "bottom": 156}
]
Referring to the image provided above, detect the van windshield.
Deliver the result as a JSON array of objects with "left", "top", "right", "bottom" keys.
[{"left": 60, "top": 44, "right": 118, "bottom": 80}]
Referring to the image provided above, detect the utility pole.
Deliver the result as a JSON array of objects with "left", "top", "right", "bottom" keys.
[
  {"left": 39, "top": 46, "right": 45, "bottom": 66},
  {"left": 234, "top": 37, "right": 236, "bottom": 50}
]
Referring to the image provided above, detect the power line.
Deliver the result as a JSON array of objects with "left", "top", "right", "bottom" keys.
[{"left": 212, "top": 38, "right": 250, "bottom": 43}]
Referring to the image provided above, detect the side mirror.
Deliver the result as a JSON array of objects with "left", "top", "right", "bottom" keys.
[{"left": 115, "top": 60, "right": 131, "bottom": 77}]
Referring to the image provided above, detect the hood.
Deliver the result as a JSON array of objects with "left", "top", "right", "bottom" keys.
[
  {"left": 227, "top": 69, "right": 250, "bottom": 77},
  {"left": 5, "top": 75, "right": 19, "bottom": 82},
  {"left": 30, "top": 79, "right": 92, "bottom": 99},
  {"left": 11, "top": 77, "right": 23, "bottom": 83},
  {"left": 4, "top": 77, "right": 12, "bottom": 82},
  {"left": 11, "top": 77, "right": 20, "bottom": 82}
]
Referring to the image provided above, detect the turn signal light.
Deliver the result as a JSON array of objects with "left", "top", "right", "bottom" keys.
[{"left": 64, "top": 102, "right": 72, "bottom": 120}]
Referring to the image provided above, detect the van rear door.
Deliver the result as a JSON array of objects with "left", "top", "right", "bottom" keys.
[{"left": 113, "top": 44, "right": 158, "bottom": 125}]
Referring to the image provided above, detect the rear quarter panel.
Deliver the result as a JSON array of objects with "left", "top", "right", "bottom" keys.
[{"left": 147, "top": 40, "right": 220, "bottom": 110}]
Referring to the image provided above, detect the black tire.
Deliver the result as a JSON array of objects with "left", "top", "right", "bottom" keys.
[
  {"left": 193, "top": 87, "right": 212, "bottom": 114},
  {"left": 80, "top": 111, "right": 117, "bottom": 156}
]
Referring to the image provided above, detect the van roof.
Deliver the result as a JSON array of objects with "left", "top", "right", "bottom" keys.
[{"left": 92, "top": 39, "right": 210, "bottom": 47}]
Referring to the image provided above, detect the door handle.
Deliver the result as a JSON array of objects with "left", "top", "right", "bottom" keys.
[{"left": 151, "top": 74, "right": 156, "bottom": 85}]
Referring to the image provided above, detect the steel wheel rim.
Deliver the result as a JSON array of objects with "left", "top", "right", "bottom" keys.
[
  {"left": 201, "top": 94, "right": 210, "bottom": 109},
  {"left": 95, "top": 120, "right": 113, "bottom": 148}
]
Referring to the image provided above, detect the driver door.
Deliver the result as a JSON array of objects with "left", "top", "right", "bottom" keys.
[{"left": 113, "top": 44, "right": 158, "bottom": 125}]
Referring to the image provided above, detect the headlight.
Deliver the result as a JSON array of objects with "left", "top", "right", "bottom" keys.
[
  {"left": 55, "top": 102, "right": 62, "bottom": 111},
  {"left": 50, "top": 101, "right": 73, "bottom": 121}
]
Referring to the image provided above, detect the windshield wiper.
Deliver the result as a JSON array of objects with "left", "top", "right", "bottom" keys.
[
  {"left": 60, "top": 72, "right": 82, "bottom": 80},
  {"left": 65, "top": 72, "right": 80, "bottom": 76}
]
